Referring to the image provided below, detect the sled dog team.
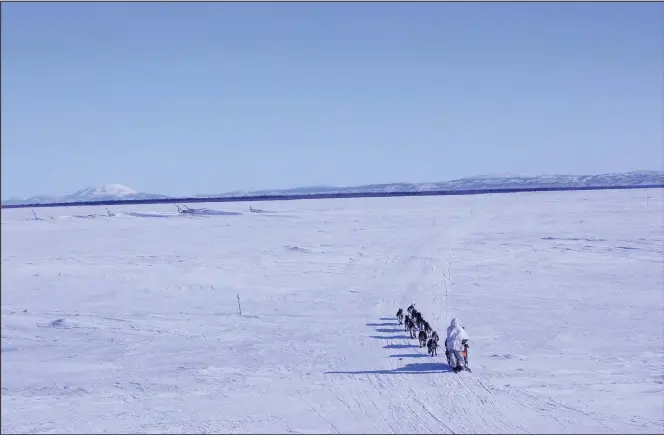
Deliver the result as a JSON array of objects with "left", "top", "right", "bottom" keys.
[{"left": 396, "top": 304, "right": 470, "bottom": 373}]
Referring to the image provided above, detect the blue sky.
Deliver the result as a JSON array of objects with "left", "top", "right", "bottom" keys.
[{"left": 2, "top": 2, "right": 662, "bottom": 198}]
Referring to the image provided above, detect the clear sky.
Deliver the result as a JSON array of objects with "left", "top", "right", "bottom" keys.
[{"left": 2, "top": 2, "right": 662, "bottom": 198}]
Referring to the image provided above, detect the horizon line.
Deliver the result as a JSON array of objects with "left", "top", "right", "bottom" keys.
[
  {"left": 3, "top": 168, "right": 662, "bottom": 202},
  {"left": 3, "top": 183, "right": 663, "bottom": 211}
]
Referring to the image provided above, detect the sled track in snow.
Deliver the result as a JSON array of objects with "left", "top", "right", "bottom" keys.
[
  {"left": 326, "top": 241, "right": 630, "bottom": 434},
  {"left": 4, "top": 191, "right": 660, "bottom": 433},
  {"left": 325, "top": 247, "right": 523, "bottom": 433},
  {"left": 361, "top": 319, "right": 530, "bottom": 433}
]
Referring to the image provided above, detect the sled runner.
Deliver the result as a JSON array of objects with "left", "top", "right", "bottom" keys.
[{"left": 446, "top": 341, "right": 472, "bottom": 373}]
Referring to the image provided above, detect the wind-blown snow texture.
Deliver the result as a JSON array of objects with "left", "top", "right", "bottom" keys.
[{"left": 2, "top": 188, "right": 663, "bottom": 434}]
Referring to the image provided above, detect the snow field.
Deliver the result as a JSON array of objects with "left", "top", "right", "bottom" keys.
[{"left": 1, "top": 188, "right": 663, "bottom": 433}]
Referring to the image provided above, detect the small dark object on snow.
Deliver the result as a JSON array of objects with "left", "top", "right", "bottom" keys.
[{"left": 176, "top": 204, "right": 202, "bottom": 214}]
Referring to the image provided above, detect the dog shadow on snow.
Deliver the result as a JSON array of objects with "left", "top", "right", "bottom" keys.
[
  {"left": 336, "top": 317, "right": 454, "bottom": 374},
  {"left": 388, "top": 353, "right": 429, "bottom": 359},
  {"left": 368, "top": 319, "right": 414, "bottom": 345},
  {"left": 369, "top": 323, "right": 402, "bottom": 335},
  {"left": 368, "top": 335, "right": 411, "bottom": 341},
  {"left": 381, "top": 343, "right": 414, "bottom": 349},
  {"left": 373, "top": 328, "right": 401, "bottom": 333},
  {"left": 326, "top": 362, "right": 452, "bottom": 375}
]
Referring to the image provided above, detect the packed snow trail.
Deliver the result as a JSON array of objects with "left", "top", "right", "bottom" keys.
[
  {"left": 2, "top": 189, "right": 663, "bottom": 433},
  {"left": 324, "top": 240, "right": 623, "bottom": 434}
]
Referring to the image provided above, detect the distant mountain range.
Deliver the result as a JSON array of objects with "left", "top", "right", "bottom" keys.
[
  {"left": 2, "top": 171, "right": 662, "bottom": 206},
  {"left": 199, "top": 170, "right": 664, "bottom": 198}
]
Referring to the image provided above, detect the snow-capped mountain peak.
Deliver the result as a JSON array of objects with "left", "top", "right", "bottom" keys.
[
  {"left": 57, "top": 184, "right": 171, "bottom": 203},
  {"left": 0, "top": 184, "right": 171, "bottom": 205},
  {"left": 68, "top": 184, "right": 138, "bottom": 199}
]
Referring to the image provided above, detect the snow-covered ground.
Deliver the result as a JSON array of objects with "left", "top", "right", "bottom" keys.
[{"left": 2, "top": 188, "right": 662, "bottom": 434}]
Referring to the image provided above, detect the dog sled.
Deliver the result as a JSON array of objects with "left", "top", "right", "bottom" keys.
[{"left": 446, "top": 341, "right": 472, "bottom": 373}]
